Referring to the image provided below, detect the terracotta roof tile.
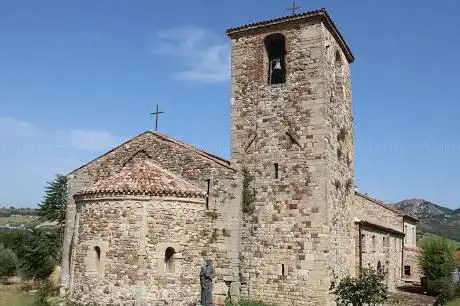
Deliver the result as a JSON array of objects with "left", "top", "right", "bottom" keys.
[
  {"left": 69, "top": 130, "right": 235, "bottom": 175},
  {"left": 75, "top": 161, "right": 206, "bottom": 199},
  {"left": 226, "top": 8, "right": 354, "bottom": 63}
]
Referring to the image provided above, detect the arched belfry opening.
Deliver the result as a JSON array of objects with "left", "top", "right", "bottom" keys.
[{"left": 265, "top": 34, "right": 286, "bottom": 84}]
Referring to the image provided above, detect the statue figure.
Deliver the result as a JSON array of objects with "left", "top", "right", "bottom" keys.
[{"left": 200, "top": 259, "right": 213, "bottom": 306}]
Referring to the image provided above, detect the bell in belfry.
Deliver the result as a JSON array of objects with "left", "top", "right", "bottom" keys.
[
  {"left": 273, "top": 58, "right": 282, "bottom": 70},
  {"left": 269, "top": 58, "right": 284, "bottom": 84}
]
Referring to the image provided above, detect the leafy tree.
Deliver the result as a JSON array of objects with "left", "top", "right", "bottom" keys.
[
  {"left": 419, "top": 238, "right": 456, "bottom": 289},
  {"left": 332, "top": 267, "right": 388, "bottom": 306},
  {"left": 20, "top": 230, "right": 60, "bottom": 281},
  {"left": 419, "top": 238, "right": 459, "bottom": 304},
  {"left": 38, "top": 174, "right": 68, "bottom": 225},
  {"left": 0, "top": 243, "right": 18, "bottom": 281}
]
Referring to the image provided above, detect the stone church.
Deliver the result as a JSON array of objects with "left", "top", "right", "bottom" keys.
[{"left": 60, "top": 9, "right": 420, "bottom": 305}]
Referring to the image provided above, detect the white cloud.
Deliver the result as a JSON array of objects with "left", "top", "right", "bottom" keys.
[
  {"left": 67, "top": 129, "right": 119, "bottom": 151},
  {"left": 153, "top": 26, "right": 230, "bottom": 83},
  {"left": 0, "top": 117, "right": 36, "bottom": 138}
]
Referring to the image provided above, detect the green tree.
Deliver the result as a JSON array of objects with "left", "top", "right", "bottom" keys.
[
  {"left": 419, "top": 238, "right": 459, "bottom": 304},
  {"left": 20, "top": 230, "right": 60, "bottom": 281},
  {"left": 332, "top": 267, "right": 388, "bottom": 306},
  {"left": 419, "top": 238, "right": 455, "bottom": 289},
  {"left": 38, "top": 174, "right": 68, "bottom": 225},
  {"left": 0, "top": 244, "right": 18, "bottom": 281}
]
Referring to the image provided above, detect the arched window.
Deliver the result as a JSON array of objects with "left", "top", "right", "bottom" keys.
[
  {"left": 164, "top": 247, "right": 176, "bottom": 273},
  {"left": 265, "top": 34, "right": 286, "bottom": 84},
  {"left": 94, "top": 246, "right": 101, "bottom": 274},
  {"left": 377, "top": 261, "right": 382, "bottom": 274},
  {"left": 334, "top": 50, "right": 345, "bottom": 99}
]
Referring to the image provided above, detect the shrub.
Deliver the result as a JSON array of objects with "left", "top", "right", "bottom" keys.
[
  {"left": 242, "top": 167, "right": 256, "bottom": 214},
  {"left": 331, "top": 267, "right": 388, "bottom": 306},
  {"left": 419, "top": 237, "right": 456, "bottom": 294},
  {"left": 33, "top": 279, "right": 57, "bottom": 306},
  {"left": 0, "top": 243, "right": 18, "bottom": 281}
]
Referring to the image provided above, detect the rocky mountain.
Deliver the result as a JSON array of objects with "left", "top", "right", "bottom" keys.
[{"left": 394, "top": 199, "right": 460, "bottom": 242}]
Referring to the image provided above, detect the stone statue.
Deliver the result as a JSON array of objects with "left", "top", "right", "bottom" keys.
[{"left": 200, "top": 259, "right": 213, "bottom": 306}]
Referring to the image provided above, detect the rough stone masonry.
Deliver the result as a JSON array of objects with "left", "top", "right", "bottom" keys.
[{"left": 61, "top": 8, "right": 420, "bottom": 305}]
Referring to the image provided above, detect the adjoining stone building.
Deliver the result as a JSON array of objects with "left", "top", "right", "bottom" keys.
[{"left": 61, "top": 8, "right": 420, "bottom": 305}]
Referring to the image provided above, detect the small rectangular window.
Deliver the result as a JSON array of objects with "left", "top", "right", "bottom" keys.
[
  {"left": 404, "top": 265, "right": 411, "bottom": 276},
  {"left": 205, "top": 179, "right": 211, "bottom": 209},
  {"left": 281, "top": 264, "right": 285, "bottom": 276},
  {"left": 274, "top": 163, "right": 279, "bottom": 179}
]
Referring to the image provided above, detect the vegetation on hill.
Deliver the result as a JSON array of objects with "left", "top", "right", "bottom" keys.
[
  {"left": 0, "top": 207, "right": 38, "bottom": 218},
  {"left": 394, "top": 199, "right": 460, "bottom": 242}
]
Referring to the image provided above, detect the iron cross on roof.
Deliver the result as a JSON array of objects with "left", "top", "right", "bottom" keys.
[
  {"left": 286, "top": 1, "right": 301, "bottom": 15},
  {"left": 150, "top": 104, "right": 164, "bottom": 131}
]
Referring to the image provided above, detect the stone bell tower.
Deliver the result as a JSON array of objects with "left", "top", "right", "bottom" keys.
[{"left": 227, "top": 9, "right": 356, "bottom": 305}]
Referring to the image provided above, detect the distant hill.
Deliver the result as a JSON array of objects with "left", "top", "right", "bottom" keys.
[{"left": 394, "top": 199, "right": 460, "bottom": 242}]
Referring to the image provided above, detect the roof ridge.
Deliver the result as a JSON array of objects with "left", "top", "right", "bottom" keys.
[
  {"left": 226, "top": 8, "right": 354, "bottom": 63},
  {"left": 68, "top": 130, "right": 235, "bottom": 175},
  {"left": 146, "top": 131, "right": 234, "bottom": 169},
  {"left": 355, "top": 191, "right": 419, "bottom": 222}
]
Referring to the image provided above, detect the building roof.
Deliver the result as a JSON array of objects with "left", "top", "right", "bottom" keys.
[
  {"left": 74, "top": 160, "right": 206, "bottom": 200},
  {"left": 69, "top": 130, "right": 234, "bottom": 175},
  {"left": 355, "top": 220, "right": 405, "bottom": 237},
  {"left": 226, "top": 8, "right": 354, "bottom": 63},
  {"left": 355, "top": 191, "right": 419, "bottom": 223}
]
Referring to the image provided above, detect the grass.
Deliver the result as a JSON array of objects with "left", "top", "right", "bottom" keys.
[
  {"left": 447, "top": 298, "right": 460, "bottom": 306},
  {"left": 0, "top": 283, "right": 35, "bottom": 306},
  {"left": 0, "top": 215, "right": 39, "bottom": 224}
]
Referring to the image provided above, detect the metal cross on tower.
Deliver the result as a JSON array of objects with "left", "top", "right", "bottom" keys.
[
  {"left": 286, "top": 1, "right": 301, "bottom": 15},
  {"left": 150, "top": 104, "right": 164, "bottom": 131}
]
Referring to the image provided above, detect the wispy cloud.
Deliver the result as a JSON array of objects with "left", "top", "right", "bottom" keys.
[
  {"left": 0, "top": 116, "right": 120, "bottom": 152},
  {"left": 153, "top": 26, "right": 230, "bottom": 83},
  {"left": 67, "top": 129, "right": 118, "bottom": 151},
  {"left": 0, "top": 117, "right": 36, "bottom": 138},
  {"left": 0, "top": 117, "right": 123, "bottom": 206}
]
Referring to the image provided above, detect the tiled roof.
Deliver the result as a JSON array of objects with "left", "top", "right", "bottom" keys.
[
  {"left": 355, "top": 191, "right": 419, "bottom": 222},
  {"left": 355, "top": 220, "right": 405, "bottom": 236},
  {"left": 69, "top": 130, "right": 235, "bottom": 175},
  {"left": 226, "top": 8, "right": 354, "bottom": 63},
  {"left": 75, "top": 161, "right": 206, "bottom": 199}
]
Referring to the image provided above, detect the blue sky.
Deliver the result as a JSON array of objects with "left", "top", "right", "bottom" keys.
[{"left": 0, "top": 0, "right": 459, "bottom": 209}]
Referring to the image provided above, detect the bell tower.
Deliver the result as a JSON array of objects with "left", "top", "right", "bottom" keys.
[{"left": 227, "top": 9, "right": 356, "bottom": 304}]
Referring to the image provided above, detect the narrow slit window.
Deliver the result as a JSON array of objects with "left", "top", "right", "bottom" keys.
[
  {"left": 281, "top": 264, "right": 285, "bottom": 276},
  {"left": 274, "top": 163, "right": 279, "bottom": 179},
  {"left": 265, "top": 34, "right": 286, "bottom": 84},
  {"left": 94, "top": 246, "right": 101, "bottom": 274},
  {"left": 205, "top": 179, "right": 211, "bottom": 209}
]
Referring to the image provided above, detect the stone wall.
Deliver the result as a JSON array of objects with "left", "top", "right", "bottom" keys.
[
  {"left": 229, "top": 19, "right": 354, "bottom": 305},
  {"left": 62, "top": 132, "right": 241, "bottom": 296},
  {"left": 70, "top": 196, "right": 216, "bottom": 305},
  {"left": 354, "top": 193, "right": 406, "bottom": 290},
  {"left": 357, "top": 224, "right": 403, "bottom": 291},
  {"left": 355, "top": 193, "right": 403, "bottom": 232},
  {"left": 403, "top": 246, "right": 422, "bottom": 282}
]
